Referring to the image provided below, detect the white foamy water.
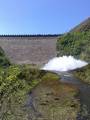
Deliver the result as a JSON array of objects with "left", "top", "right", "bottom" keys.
[{"left": 42, "top": 56, "right": 88, "bottom": 71}]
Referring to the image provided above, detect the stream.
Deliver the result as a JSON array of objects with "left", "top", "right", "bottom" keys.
[
  {"left": 27, "top": 71, "right": 90, "bottom": 120},
  {"left": 56, "top": 72, "right": 90, "bottom": 120}
]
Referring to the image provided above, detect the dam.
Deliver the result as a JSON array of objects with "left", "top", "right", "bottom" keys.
[{"left": 0, "top": 35, "right": 59, "bottom": 65}]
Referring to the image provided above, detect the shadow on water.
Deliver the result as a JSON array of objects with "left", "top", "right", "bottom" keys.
[{"left": 56, "top": 71, "right": 90, "bottom": 120}]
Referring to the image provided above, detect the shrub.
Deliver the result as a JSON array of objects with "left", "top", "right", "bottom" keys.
[
  {"left": 0, "top": 47, "right": 10, "bottom": 67},
  {"left": 57, "top": 31, "right": 90, "bottom": 62}
]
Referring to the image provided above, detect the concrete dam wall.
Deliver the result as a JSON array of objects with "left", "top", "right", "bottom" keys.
[{"left": 0, "top": 35, "right": 59, "bottom": 65}]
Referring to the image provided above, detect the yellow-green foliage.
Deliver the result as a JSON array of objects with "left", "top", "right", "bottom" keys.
[
  {"left": 42, "top": 72, "right": 60, "bottom": 81},
  {"left": 0, "top": 65, "right": 49, "bottom": 119}
]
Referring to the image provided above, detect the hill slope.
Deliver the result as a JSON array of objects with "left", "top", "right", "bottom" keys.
[
  {"left": 70, "top": 17, "right": 90, "bottom": 32},
  {"left": 57, "top": 18, "right": 90, "bottom": 62}
]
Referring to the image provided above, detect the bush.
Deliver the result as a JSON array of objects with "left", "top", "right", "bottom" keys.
[
  {"left": 0, "top": 47, "right": 10, "bottom": 67},
  {"left": 0, "top": 65, "right": 56, "bottom": 119},
  {"left": 57, "top": 31, "right": 90, "bottom": 62}
]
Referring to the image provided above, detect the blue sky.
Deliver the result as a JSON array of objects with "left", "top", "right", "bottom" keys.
[{"left": 0, "top": 0, "right": 90, "bottom": 34}]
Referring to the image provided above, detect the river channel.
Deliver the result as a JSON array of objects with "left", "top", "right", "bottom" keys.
[
  {"left": 26, "top": 71, "right": 90, "bottom": 120},
  {"left": 57, "top": 72, "right": 90, "bottom": 120}
]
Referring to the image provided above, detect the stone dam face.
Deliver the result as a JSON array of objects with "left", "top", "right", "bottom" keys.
[{"left": 0, "top": 35, "right": 59, "bottom": 65}]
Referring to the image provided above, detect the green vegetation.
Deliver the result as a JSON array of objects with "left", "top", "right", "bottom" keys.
[
  {"left": 0, "top": 64, "right": 56, "bottom": 119},
  {"left": 72, "top": 64, "right": 90, "bottom": 84},
  {"left": 42, "top": 72, "right": 60, "bottom": 81},
  {"left": 57, "top": 31, "right": 90, "bottom": 62},
  {"left": 0, "top": 50, "right": 80, "bottom": 119},
  {"left": 57, "top": 18, "right": 90, "bottom": 62},
  {"left": 0, "top": 64, "right": 79, "bottom": 120},
  {"left": 0, "top": 46, "right": 10, "bottom": 67}
]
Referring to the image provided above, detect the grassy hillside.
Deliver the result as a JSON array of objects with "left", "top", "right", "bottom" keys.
[
  {"left": 57, "top": 31, "right": 90, "bottom": 62},
  {"left": 0, "top": 46, "right": 10, "bottom": 67},
  {"left": 57, "top": 18, "right": 90, "bottom": 62},
  {"left": 70, "top": 17, "right": 90, "bottom": 32}
]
